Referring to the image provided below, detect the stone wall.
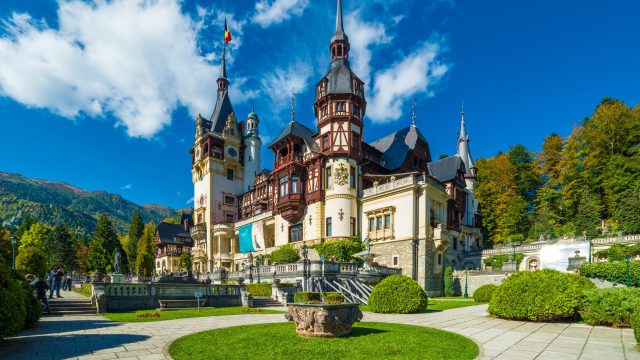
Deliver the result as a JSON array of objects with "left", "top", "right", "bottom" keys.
[{"left": 452, "top": 271, "right": 509, "bottom": 296}]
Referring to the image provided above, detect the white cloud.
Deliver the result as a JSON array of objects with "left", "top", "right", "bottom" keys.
[
  {"left": 0, "top": 0, "right": 222, "bottom": 138},
  {"left": 252, "top": 0, "right": 310, "bottom": 28},
  {"left": 259, "top": 61, "right": 312, "bottom": 115},
  {"left": 121, "top": 184, "right": 133, "bottom": 190},
  {"left": 186, "top": 197, "right": 194, "bottom": 204},
  {"left": 345, "top": 10, "right": 391, "bottom": 87},
  {"left": 367, "top": 40, "right": 449, "bottom": 123}
]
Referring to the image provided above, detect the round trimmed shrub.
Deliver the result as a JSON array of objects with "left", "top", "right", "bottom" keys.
[
  {"left": 488, "top": 269, "right": 595, "bottom": 321},
  {"left": 368, "top": 275, "right": 428, "bottom": 314},
  {"left": 0, "top": 263, "right": 27, "bottom": 339},
  {"left": 473, "top": 284, "right": 498, "bottom": 303},
  {"left": 579, "top": 288, "right": 640, "bottom": 327}
]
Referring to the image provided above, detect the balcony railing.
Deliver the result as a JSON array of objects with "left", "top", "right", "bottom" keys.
[{"left": 275, "top": 153, "right": 302, "bottom": 168}]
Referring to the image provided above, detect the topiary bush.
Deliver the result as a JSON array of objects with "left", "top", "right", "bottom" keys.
[
  {"left": 368, "top": 275, "right": 428, "bottom": 314},
  {"left": 473, "top": 284, "right": 498, "bottom": 303},
  {"left": 579, "top": 260, "right": 640, "bottom": 286},
  {"left": 293, "top": 292, "right": 322, "bottom": 303},
  {"left": 489, "top": 269, "right": 595, "bottom": 321},
  {"left": 246, "top": 283, "right": 272, "bottom": 297},
  {"left": 444, "top": 266, "right": 455, "bottom": 297},
  {"left": 579, "top": 288, "right": 640, "bottom": 327},
  {"left": 268, "top": 244, "right": 300, "bottom": 264},
  {"left": 632, "top": 311, "right": 640, "bottom": 344}
]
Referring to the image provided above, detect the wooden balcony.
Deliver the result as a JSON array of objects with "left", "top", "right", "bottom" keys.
[
  {"left": 276, "top": 193, "right": 305, "bottom": 222},
  {"left": 274, "top": 153, "right": 302, "bottom": 169}
]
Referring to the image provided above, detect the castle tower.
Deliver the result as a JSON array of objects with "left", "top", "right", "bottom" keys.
[
  {"left": 190, "top": 46, "right": 243, "bottom": 272},
  {"left": 457, "top": 103, "right": 477, "bottom": 192},
  {"left": 314, "top": 0, "right": 365, "bottom": 240},
  {"left": 243, "top": 107, "right": 261, "bottom": 191}
]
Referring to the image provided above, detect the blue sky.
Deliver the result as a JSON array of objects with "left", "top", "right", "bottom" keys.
[{"left": 0, "top": 0, "right": 639, "bottom": 209}]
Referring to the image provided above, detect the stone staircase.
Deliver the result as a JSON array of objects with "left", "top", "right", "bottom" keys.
[
  {"left": 49, "top": 295, "right": 96, "bottom": 316},
  {"left": 251, "top": 296, "right": 283, "bottom": 308}
]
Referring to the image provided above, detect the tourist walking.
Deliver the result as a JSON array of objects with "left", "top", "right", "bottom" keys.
[
  {"left": 52, "top": 266, "right": 64, "bottom": 298},
  {"left": 64, "top": 275, "right": 73, "bottom": 291},
  {"left": 28, "top": 274, "right": 51, "bottom": 314},
  {"left": 48, "top": 267, "right": 57, "bottom": 299}
]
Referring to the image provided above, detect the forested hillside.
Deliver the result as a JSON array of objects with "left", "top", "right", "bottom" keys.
[
  {"left": 476, "top": 98, "right": 640, "bottom": 244},
  {"left": 0, "top": 172, "right": 176, "bottom": 234}
]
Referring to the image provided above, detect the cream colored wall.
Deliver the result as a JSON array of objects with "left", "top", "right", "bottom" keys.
[
  {"left": 362, "top": 189, "right": 414, "bottom": 241},
  {"left": 324, "top": 158, "right": 358, "bottom": 239}
]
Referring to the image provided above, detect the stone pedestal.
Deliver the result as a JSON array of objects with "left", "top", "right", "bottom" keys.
[
  {"left": 285, "top": 303, "right": 362, "bottom": 337},
  {"left": 111, "top": 273, "right": 125, "bottom": 283}
]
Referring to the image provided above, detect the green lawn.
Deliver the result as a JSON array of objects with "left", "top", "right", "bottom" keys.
[
  {"left": 169, "top": 322, "right": 479, "bottom": 360},
  {"left": 103, "top": 306, "right": 283, "bottom": 322},
  {"left": 73, "top": 288, "right": 91, "bottom": 297},
  {"left": 360, "top": 298, "right": 480, "bottom": 313}
]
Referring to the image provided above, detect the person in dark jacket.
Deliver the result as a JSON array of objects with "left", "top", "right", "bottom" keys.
[
  {"left": 48, "top": 267, "right": 57, "bottom": 299},
  {"left": 54, "top": 267, "right": 64, "bottom": 298},
  {"left": 29, "top": 274, "right": 51, "bottom": 314}
]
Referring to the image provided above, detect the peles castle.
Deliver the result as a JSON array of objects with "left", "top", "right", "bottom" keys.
[{"left": 186, "top": 0, "right": 482, "bottom": 293}]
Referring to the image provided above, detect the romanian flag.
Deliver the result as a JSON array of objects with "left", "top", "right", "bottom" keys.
[{"left": 224, "top": 18, "right": 232, "bottom": 44}]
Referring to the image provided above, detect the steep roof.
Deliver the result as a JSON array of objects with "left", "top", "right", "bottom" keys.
[
  {"left": 325, "top": 59, "right": 358, "bottom": 94},
  {"left": 157, "top": 222, "right": 193, "bottom": 245},
  {"left": 369, "top": 126, "right": 428, "bottom": 170},
  {"left": 269, "top": 120, "right": 319, "bottom": 151},
  {"left": 208, "top": 90, "right": 234, "bottom": 134},
  {"left": 427, "top": 155, "right": 465, "bottom": 183}
]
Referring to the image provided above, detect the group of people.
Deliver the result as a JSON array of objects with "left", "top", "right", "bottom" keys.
[{"left": 25, "top": 266, "right": 74, "bottom": 315}]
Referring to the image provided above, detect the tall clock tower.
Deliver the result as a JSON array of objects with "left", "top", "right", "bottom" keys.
[{"left": 314, "top": 0, "right": 366, "bottom": 240}]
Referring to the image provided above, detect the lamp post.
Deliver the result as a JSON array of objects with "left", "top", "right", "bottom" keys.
[
  {"left": 248, "top": 252, "right": 254, "bottom": 284},
  {"left": 463, "top": 269, "right": 469, "bottom": 299},
  {"left": 301, "top": 242, "right": 308, "bottom": 292},
  {"left": 626, "top": 255, "right": 631, "bottom": 288},
  {"left": 256, "top": 254, "right": 262, "bottom": 283},
  {"left": 11, "top": 235, "right": 16, "bottom": 269}
]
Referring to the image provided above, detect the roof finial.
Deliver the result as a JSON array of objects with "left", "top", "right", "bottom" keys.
[
  {"left": 461, "top": 100, "right": 464, "bottom": 117},
  {"left": 411, "top": 96, "right": 417, "bottom": 126},
  {"left": 336, "top": 0, "right": 345, "bottom": 33},
  {"left": 251, "top": 101, "right": 255, "bottom": 113},
  {"left": 220, "top": 45, "right": 227, "bottom": 79},
  {"left": 290, "top": 90, "right": 296, "bottom": 122}
]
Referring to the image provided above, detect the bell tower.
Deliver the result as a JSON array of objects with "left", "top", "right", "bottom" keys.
[{"left": 243, "top": 107, "right": 262, "bottom": 191}]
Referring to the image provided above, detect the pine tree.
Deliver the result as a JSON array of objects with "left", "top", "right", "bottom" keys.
[
  {"left": 45, "top": 222, "right": 78, "bottom": 271},
  {"left": 135, "top": 223, "right": 157, "bottom": 276},
  {"left": 444, "top": 266, "right": 455, "bottom": 297},
  {"left": 87, "top": 215, "right": 122, "bottom": 274},
  {"left": 126, "top": 211, "right": 144, "bottom": 272},
  {"left": 574, "top": 191, "right": 601, "bottom": 237}
]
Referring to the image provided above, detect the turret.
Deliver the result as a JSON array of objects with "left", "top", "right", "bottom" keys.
[
  {"left": 243, "top": 107, "right": 262, "bottom": 191},
  {"left": 457, "top": 103, "right": 477, "bottom": 191}
]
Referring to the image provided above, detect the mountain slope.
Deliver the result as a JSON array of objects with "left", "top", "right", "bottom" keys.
[{"left": 0, "top": 172, "right": 177, "bottom": 234}]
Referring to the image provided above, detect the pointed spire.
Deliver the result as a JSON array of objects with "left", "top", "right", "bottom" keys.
[
  {"left": 216, "top": 46, "right": 229, "bottom": 93},
  {"left": 336, "top": 0, "right": 345, "bottom": 34},
  {"left": 290, "top": 90, "right": 296, "bottom": 122},
  {"left": 411, "top": 96, "right": 417, "bottom": 126},
  {"left": 458, "top": 100, "right": 467, "bottom": 141}
]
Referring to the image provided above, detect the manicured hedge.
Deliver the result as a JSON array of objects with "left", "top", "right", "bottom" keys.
[
  {"left": 483, "top": 253, "right": 524, "bottom": 269},
  {"left": 473, "top": 284, "right": 498, "bottom": 303},
  {"left": 323, "top": 292, "right": 345, "bottom": 304},
  {"left": 368, "top": 275, "right": 428, "bottom": 314},
  {"left": 268, "top": 244, "right": 300, "bottom": 264},
  {"left": 246, "top": 283, "right": 272, "bottom": 297},
  {"left": 632, "top": 311, "right": 640, "bottom": 344},
  {"left": 293, "top": 292, "right": 322, "bottom": 303},
  {"left": 489, "top": 269, "right": 595, "bottom": 321},
  {"left": 444, "top": 266, "right": 455, "bottom": 297},
  {"left": 579, "top": 260, "right": 640, "bottom": 287},
  {"left": 579, "top": 288, "right": 640, "bottom": 327},
  {"left": 0, "top": 263, "right": 41, "bottom": 339},
  {"left": 313, "top": 238, "right": 364, "bottom": 262}
]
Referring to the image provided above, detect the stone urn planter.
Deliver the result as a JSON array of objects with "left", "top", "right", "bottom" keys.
[{"left": 285, "top": 303, "right": 363, "bottom": 337}]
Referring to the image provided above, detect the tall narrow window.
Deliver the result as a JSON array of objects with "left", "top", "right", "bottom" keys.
[
  {"left": 326, "top": 167, "right": 332, "bottom": 188},
  {"left": 326, "top": 217, "right": 332, "bottom": 237},
  {"left": 322, "top": 135, "right": 329, "bottom": 150},
  {"left": 350, "top": 217, "right": 356, "bottom": 236},
  {"left": 227, "top": 168, "right": 234, "bottom": 181},
  {"left": 384, "top": 214, "right": 391, "bottom": 229},
  {"left": 289, "top": 224, "right": 303, "bottom": 242},
  {"left": 350, "top": 166, "right": 356, "bottom": 188},
  {"left": 376, "top": 216, "right": 382, "bottom": 231},
  {"left": 368, "top": 217, "right": 374, "bottom": 232},
  {"left": 280, "top": 176, "right": 289, "bottom": 196},
  {"left": 291, "top": 174, "right": 298, "bottom": 194}
]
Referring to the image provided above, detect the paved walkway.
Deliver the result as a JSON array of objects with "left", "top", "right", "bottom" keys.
[{"left": 0, "top": 292, "right": 637, "bottom": 360}]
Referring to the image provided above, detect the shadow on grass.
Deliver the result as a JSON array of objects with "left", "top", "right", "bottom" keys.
[{"left": 348, "top": 326, "right": 389, "bottom": 337}]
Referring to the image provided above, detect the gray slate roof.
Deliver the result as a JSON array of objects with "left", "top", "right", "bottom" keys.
[
  {"left": 269, "top": 120, "right": 319, "bottom": 151},
  {"left": 325, "top": 59, "right": 357, "bottom": 94},
  {"left": 369, "top": 125, "right": 428, "bottom": 170},
  {"left": 208, "top": 90, "right": 234, "bottom": 134},
  {"left": 157, "top": 222, "right": 193, "bottom": 246},
  {"left": 427, "top": 155, "right": 466, "bottom": 183}
]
